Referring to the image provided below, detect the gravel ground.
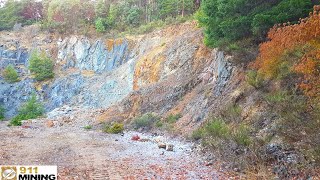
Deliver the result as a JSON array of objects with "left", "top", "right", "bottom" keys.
[{"left": 0, "top": 114, "right": 228, "bottom": 179}]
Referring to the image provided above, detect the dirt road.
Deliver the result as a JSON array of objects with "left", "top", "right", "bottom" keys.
[{"left": 0, "top": 113, "right": 226, "bottom": 179}]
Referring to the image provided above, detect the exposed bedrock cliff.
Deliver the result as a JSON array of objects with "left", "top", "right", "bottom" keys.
[
  {"left": 97, "top": 22, "right": 236, "bottom": 134},
  {"left": 57, "top": 36, "right": 130, "bottom": 73},
  {"left": 0, "top": 22, "right": 234, "bottom": 124},
  {"left": 0, "top": 32, "right": 135, "bottom": 117}
]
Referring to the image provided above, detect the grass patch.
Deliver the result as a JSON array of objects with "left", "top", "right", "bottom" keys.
[
  {"left": 165, "top": 113, "right": 182, "bottom": 124},
  {"left": 221, "top": 104, "right": 242, "bottom": 122},
  {"left": 104, "top": 122, "right": 124, "bottom": 134},
  {"left": 84, "top": 125, "right": 92, "bottom": 130},
  {"left": 191, "top": 128, "right": 205, "bottom": 141},
  {"left": 192, "top": 118, "right": 252, "bottom": 147},
  {"left": 155, "top": 120, "right": 164, "bottom": 128},
  {"left": 264, "top": 90, "right": 290, "bottom": 103},
  {"left": 233, "top": 124, "right": 251, "bottom": 146},
  {"left": 132, "top": 113, "right": 160, "bottom": 130},
  {"left": 204, "top": 118, "right": 230, "bottom": 139}
]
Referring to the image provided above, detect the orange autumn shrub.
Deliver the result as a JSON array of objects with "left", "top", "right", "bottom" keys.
[
  {"left": 294, "top": 43, "right": 320, "bottom": 101},
  {"left": 253, "top": 5, "right": 320, "bottom": 100}
]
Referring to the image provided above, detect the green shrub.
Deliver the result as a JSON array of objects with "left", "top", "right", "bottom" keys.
[
  {"left": 232, "top": 124, "right": 251, "bottom": 146},
  {"left": 10, "top": 95, "right": 44, "bottom": 126},
  {"left": 104, "top": 123, "right": 124, "bottom": 134},
  {"left": 95, "top": 18, "right": 106, "bottom": 32},
  {"left": 84, "top": 125, "right": 92, "bottom": 130},
  {"left": 165, "top": 113, "right": 182, "bottom": 124},
  {"left": 264, "top": 90, "right": 290, "bottom": 103},
  {"left": 203, "top": 118, "right": 230, "bottom": 139},
  {"left": 132, "top": 113, "right": 160, "bottom": 130},
  {"left": 29, "top": 51, "right": 54, "bottom": 81},
  {"left": 155, "top": 120, "right": 164, "bottom": 128},
  {"left": 192, "top": 118, "right": 251, "bottom": 146},
  {"left": 246, "top": 70, "right": 263, "bottom": 89},
  {"left": 0, "top": 106, "right": 5, "bottom": 121},
  {"left": 2, "top": 65, "right": 19, "bottom": 83},
  {"left": 226, "top": 104, "right": 242, "bottom": 119},
  {"left": 191, "top": 128, "right": 205, "bottom": 140}
]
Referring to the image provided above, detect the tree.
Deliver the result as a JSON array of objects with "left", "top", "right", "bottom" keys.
[
  {"left": 10, "top": 95, "right": 44, "bottom": 126},
  {"left": 20, "top": 0, "right": 43, "bottom": 22},
  {"left": 29, "top": 51, "right": 54, "bottom": 81},
  {"left": 0, "top": 0, "right": 23, "bottom": 30},
  {"left": 198, "top": 0, "right": 316, "bottom": 47},
  {"left": 95, "top": 18, "right": 106, "bottom": 32},
  {"left": 2, "top": 65, "right": 19, "bottom": 83},
  {"left": 125, "top": 7, "right": 143, "bottom": 26}
]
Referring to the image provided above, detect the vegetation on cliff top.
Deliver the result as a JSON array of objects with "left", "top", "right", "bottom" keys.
[{"left": 0, "top": 0, "right": 198, "bottom": 34}]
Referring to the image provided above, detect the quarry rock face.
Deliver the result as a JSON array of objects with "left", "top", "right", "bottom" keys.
[
  {"left": 57, "top": 36, "right": 130, "bottom": 73},
  {"left": 0, "top": 45, "right": 35, "bottom": 118},
  {"left": 0, "top": 22, "right": 234, "bottom": 125}
]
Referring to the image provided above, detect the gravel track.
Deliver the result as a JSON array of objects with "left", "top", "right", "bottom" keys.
[{"left": 0, "top": 116, "right": 227, "bottom": 179}]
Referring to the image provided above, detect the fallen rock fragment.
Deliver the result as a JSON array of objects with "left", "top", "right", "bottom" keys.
[
  {"left": 131, "top": 135, "right": 140, "bottom": 141},
  {"left": 46, "top": 120, "right": 54, "bottom": 128},
  {"left": 166, "top": 144, "right": 174, "bottom": 151},
  {"left": 158, "top": 143, "right": 166, "bottom": 149}
]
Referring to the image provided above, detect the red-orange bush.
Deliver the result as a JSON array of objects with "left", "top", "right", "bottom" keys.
[
  {"left": 295, "top": 44, "right": 320, "bottom": 100},
  {"left": 253, "top": 6, "right": 320, "bottom": 100}
]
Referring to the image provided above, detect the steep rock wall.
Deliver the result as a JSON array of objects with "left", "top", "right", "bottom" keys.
[
  {"left": 57, "top": 36, "right": 129, "bottom": 73},
  {"left": 0, "top": 45, "right": 35, "bottom": 118},
  {"left": 0, "top": 31, "right": 135, "bottom": 117},
  {"left": 0, "top": 22, "right": 235, "bottom": 124},
  {"left": 97, "top": 23, "right": 236, "bottom": 134}
]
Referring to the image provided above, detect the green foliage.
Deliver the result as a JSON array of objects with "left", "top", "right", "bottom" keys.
[
  {"left": 84, "top": 125, "right": 92, "bottom": 130},
  {"left": 155, "top": 120, "right": 164, "bottom": 128},
  {"left": 159, "top": 0, "right": 194, "bottom": 18},
  {"left": 191, "top": 128, "right": 204, "bottom": 140},
  {"left": 233, "top": 124, "right": 251, "bottom": 146},
  {"left": 198, "top": 0, "right": 316, "bottom": 47},
  {"left": 29, "top": 51, "right": 54, "bottom": 81},
  {"left": 104, "top": 122, "right": 124, "bottom": 134},
  {"left": 264, "top": 90, "right": 290, "bottom": 104},
  {"left": 10, "top": 95, "right": 44, "bottom": 126},
  {"left": 132, "top": 113, "right": 160, "bottom": 130},
  {"left": 2, "top": 65, "right": 19, "bottom": 83},
  {"left": 0, "top": 106, "right": 5, "bottom": 121},
  {"left": 246, "top": 70, "right": 263, "bottom": 89},
  {"left": 165, "top": 113, "right": 181, "bottom": 124},
  {"left": 192, "top": 118, "right": 251, "bottom": 147},
  {"left": 203, "top": 118, "right": 230, "bottom": 139},
  {"left": 95, "top": 18, "right": 106, "bottom": 32},
  {"left": 125, "top": 7, "right": 142, "bottom": 27},
  {"left": 0, "top": 0, "right": 23, "bottom": 30}
]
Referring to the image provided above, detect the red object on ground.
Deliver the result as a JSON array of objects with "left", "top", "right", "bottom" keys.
[{"left": 131, "top": 135, "right": 140, "bottom": 141}]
